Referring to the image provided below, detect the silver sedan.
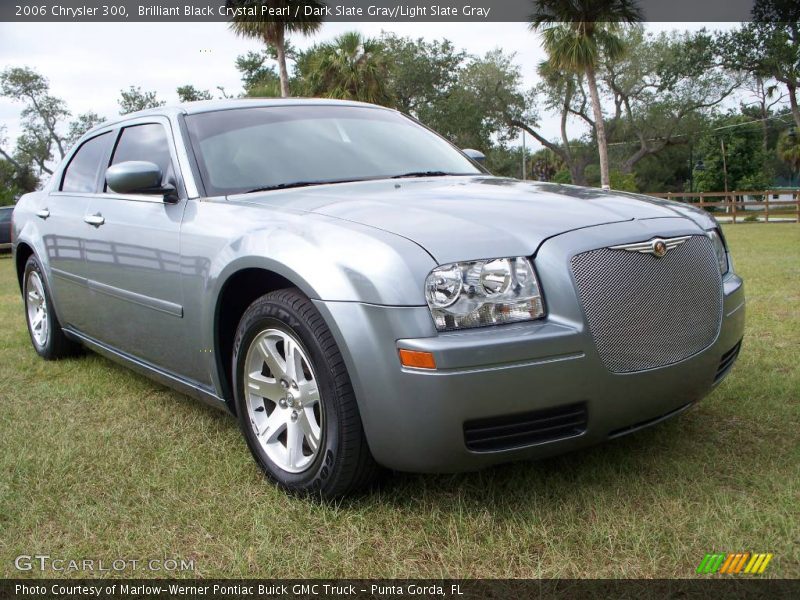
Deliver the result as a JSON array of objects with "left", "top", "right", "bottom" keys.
[{"left": 11, "top": 99, "right": 745, "bottom": 498}]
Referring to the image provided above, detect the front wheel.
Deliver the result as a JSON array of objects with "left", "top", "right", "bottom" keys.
[{"left": 232, "top": 288, "right": 379, "bottom": 498}]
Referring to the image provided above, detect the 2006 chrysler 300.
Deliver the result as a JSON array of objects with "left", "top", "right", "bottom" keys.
[{"left": 12, "top": 99, "right": 745, "bottom": 497}]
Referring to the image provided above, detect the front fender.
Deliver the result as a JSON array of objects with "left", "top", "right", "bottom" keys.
[
  {"left": 179, "top": 198, "right": 437, "bottom": 389},
  {"left": 195, "top": 203, "right": 436, "bottom": 306}
]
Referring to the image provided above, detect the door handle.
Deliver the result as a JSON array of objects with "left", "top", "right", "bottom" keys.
[
  {"left": 84, "top": 213, "right": 105, "bottom": 227},
  {"left": 36, "top": 208, "right": 50, "bottom": 219}
]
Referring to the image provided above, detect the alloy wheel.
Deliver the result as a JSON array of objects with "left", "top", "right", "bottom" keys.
[
  {"left": 243, "top": 327, "right": 323, "bottom": 473},
  {"left": 25, "top": 270, "right": 49, "bottom": 347}
]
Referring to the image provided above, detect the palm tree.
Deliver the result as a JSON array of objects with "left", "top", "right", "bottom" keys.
[
  {"left": 530, "top": 0, "right": 642, "bottom": 189},
  {"left": 302, "top": 32, "right": 392, "bottom": 104},
  {"left": 778, "top": 128, "right": 800, "bottom": 187},
  {"left": 228, "top": 1, "right": 326, "bottom": 97}
]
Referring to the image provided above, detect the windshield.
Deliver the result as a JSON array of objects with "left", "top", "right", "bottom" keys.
[{"left": 184, "top": 105, "right": 482, "bottom": 196}]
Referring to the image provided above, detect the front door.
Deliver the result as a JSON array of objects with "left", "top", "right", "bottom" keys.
[
  {"left": 42, "top": 130, "right": 115, "bottom": 332},
  {"left": 81, "top": 119, "right": 187, "bottom": 372}
]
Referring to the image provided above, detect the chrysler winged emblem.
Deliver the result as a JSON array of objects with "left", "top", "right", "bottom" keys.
[{"left": 610, "top": 235, "right": 690, "bottom": 258}]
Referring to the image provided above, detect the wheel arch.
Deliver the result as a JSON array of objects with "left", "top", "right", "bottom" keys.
[
  {"left": 14, "top": 242, "right": 35, "bottom": 293},
  {"left": 213, "top": 264, "right": 317, "bottom": 411}
]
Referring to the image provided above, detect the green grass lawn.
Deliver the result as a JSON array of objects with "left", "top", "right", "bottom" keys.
[{"left": 0, "top": 224, "right": 798, "bottom": 579}]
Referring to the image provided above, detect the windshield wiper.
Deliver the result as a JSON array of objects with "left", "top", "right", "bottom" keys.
[
  {"left": 243, "top": 172, "right": 460, "bottom": 193},
  {"left": 243, "top": 182, "right": 324, "bottom": 193},
  {"left": 390, "top": 171, "right": 457, "bottom": 179},
  {"left": 243, "top": 179, "right": 361, "bottom": 194}
]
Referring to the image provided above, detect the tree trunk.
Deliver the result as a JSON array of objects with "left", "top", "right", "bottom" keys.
[
  {"left": 0, "top": 146, "right": 24, "bottom": 171},
  {"left": 585, "top": 65, "right": 610, "bottom": 189},
  {"left": 274, "top": 29, "right": 290, "bottom": 98},
  {"left": 28, "top": 95, "right": 65, "bottom": 159},
  {"left": 570, "top": 164, "right": 588, "bottom": 186},
  {"left": 788, "top": 83, "right": 800, "bottom": 129}
]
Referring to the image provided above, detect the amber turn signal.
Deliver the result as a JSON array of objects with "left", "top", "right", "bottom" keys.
[{"left": 398, "top": 349, "right": 436, "bottom": 370}]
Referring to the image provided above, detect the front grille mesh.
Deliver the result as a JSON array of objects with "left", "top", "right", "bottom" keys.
[{"left": 571, "top": 235, "right": 723, "bottom": 373}]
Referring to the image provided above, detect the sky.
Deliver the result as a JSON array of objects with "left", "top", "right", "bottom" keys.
[{"left": 0, "top": 21, "right": 737, "bottom": 157}]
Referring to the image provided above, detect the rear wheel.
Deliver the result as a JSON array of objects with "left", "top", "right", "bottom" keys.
[
  {"left": 232, "top": 288, "right": 379, "bottom": 498},
  {"left": 23, "top": 255, "right": 81, "bottom": 359}
]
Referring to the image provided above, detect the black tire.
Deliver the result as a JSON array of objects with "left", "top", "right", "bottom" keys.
[
  {"left": 232, "top": 287, "right": 380, "bottom": 499},
  {"left": 23, "top": 255, "right": 81, "bottom": 360}
]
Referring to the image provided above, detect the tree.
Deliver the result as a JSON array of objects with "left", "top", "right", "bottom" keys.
[
  {"left": 298, "top": 32, "right": 392, "bottom": 104},
  {"left": 720, "top": 3, "right": 800, "bottom": 128},
  {"left": 530, "top": 0, "right": 642, "bottom": 189},
  {"left": 228, "top": 0, "right": 325, "bottom": 98},
  {"left": 603, "top": 29, "right": 738, "bottom": 174},
  {"left": 118, "top": 86, "right": 165, "bottom": 115},
  {"left": 529, "top": 148, "right": 564, "bottom": 181},
  {"left": 380, "top": 33, "right": 466, "bottom": 119},
  {"left": 693, "top": 114, "right": 771, "bottom": 192},
  {"left": 0, "top": 156, "right": 38, "bottom": 205},
  {"left": 527, "top": 60, "right": 597, "bottom": 185},
  {"left": 442, "top": 49, "right": 596, "bottom": 185},
  {"left": 235, "top": 50, "right": 282, "bottom": 96},
  {"left": 65, "top": 111, "right": 104, "bottom": 147},
  {"left": 434, "top": 50, "right": 523, "bottom": 150},
  {"left": 741, "top": 75, "right": 785, "bottom": 153},
  {"left": 0, "top": 126, "right": 33, "bottom": 203},
  {"left": 0, "top": 125, "right": 39, "bottom": 203},
  {"left": 777, "top": 129, "right": 800, "bottom": 185},
  {"left": 176, "top": 85, "right": 213, "bottom": 102},
  {"left": 0, "top": 66, "right": 105, "bottom": 177},
  {"left": 629, "top": 144, "right": 694, "bottom": 193},
  {"left": 1, "top": 67, "right": 69, "bottom": 161}
]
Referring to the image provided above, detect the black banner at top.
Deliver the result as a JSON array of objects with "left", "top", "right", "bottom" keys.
[{"left": 0, "top": 0, "right": 793, "bottom": 23}]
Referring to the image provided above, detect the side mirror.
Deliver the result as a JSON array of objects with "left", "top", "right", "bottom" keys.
[
  {"left": 462, "top": 148, "right": 486, "bottom": 164},
  {"left": 106, "top": 161, "right": 178, "bottom": 202}
]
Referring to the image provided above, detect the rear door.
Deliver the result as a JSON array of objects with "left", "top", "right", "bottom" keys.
[
  {"left": 42, "top": 130, "right": 115, "bottom": 331},
  {"left": 81, "top": 118, "right": 188, "bottom": 372}
]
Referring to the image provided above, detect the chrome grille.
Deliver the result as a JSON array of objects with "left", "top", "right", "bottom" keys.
[{"left": 571, "top": 235, "right": 723, "bottom": 373}]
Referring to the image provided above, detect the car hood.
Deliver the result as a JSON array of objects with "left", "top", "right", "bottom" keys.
[{"left": 234, "top": 176, "right": 709, "bottom": 264}]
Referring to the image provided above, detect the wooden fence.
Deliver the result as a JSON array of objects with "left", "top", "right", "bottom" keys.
[{"left": 645, "top": 191, "right": 800, "bottom": 223}]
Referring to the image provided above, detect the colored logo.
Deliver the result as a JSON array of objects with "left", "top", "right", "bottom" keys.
[
  {"left": 696, "top": 553, "right": 773, "bottom": 574},
  {"left": 652, "top": 240, "right": 667, "bottom": 257}
]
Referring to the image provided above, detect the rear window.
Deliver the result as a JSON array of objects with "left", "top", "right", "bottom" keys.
[
  {"left": 61, "top": 132, "right": 113, "bottom": 193},
  {"left": 0, "top": 208, "right": 12, "bottom": 224}
]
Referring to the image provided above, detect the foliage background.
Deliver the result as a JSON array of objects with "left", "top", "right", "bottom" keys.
[{"left": 2, "top": 14, "right": 800, "bottom": 202}]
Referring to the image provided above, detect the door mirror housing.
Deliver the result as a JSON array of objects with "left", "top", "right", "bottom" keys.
[
  {"left": 105, "top": 161, "right": 178, "bottom": 202},
  {"left": 462, "top": 148, "right": 486, "bottom": 164}
]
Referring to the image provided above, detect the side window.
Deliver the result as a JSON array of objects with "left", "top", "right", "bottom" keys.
[
  {"left": 60, "top": 132, "right": 113, "bottom": 193},
  {"left": 109, "top": 123, "right": 176, "bottom": 190}
]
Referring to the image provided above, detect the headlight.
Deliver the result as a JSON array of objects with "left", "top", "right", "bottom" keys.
[
  {"left": 707, "top": 228, "right": 729, "bottom": 275},
  {"left": 424, "top": 257, "right": 545, "bottom": 331}
]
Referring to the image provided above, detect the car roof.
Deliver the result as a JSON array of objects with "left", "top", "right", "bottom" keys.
[{"left": 92, "top": 98, "right": 393, "bottom": 130}]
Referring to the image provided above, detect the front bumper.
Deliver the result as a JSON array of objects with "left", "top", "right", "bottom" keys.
[{"left": 314, "top": 220, "right": 746, "bottom": 473}]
